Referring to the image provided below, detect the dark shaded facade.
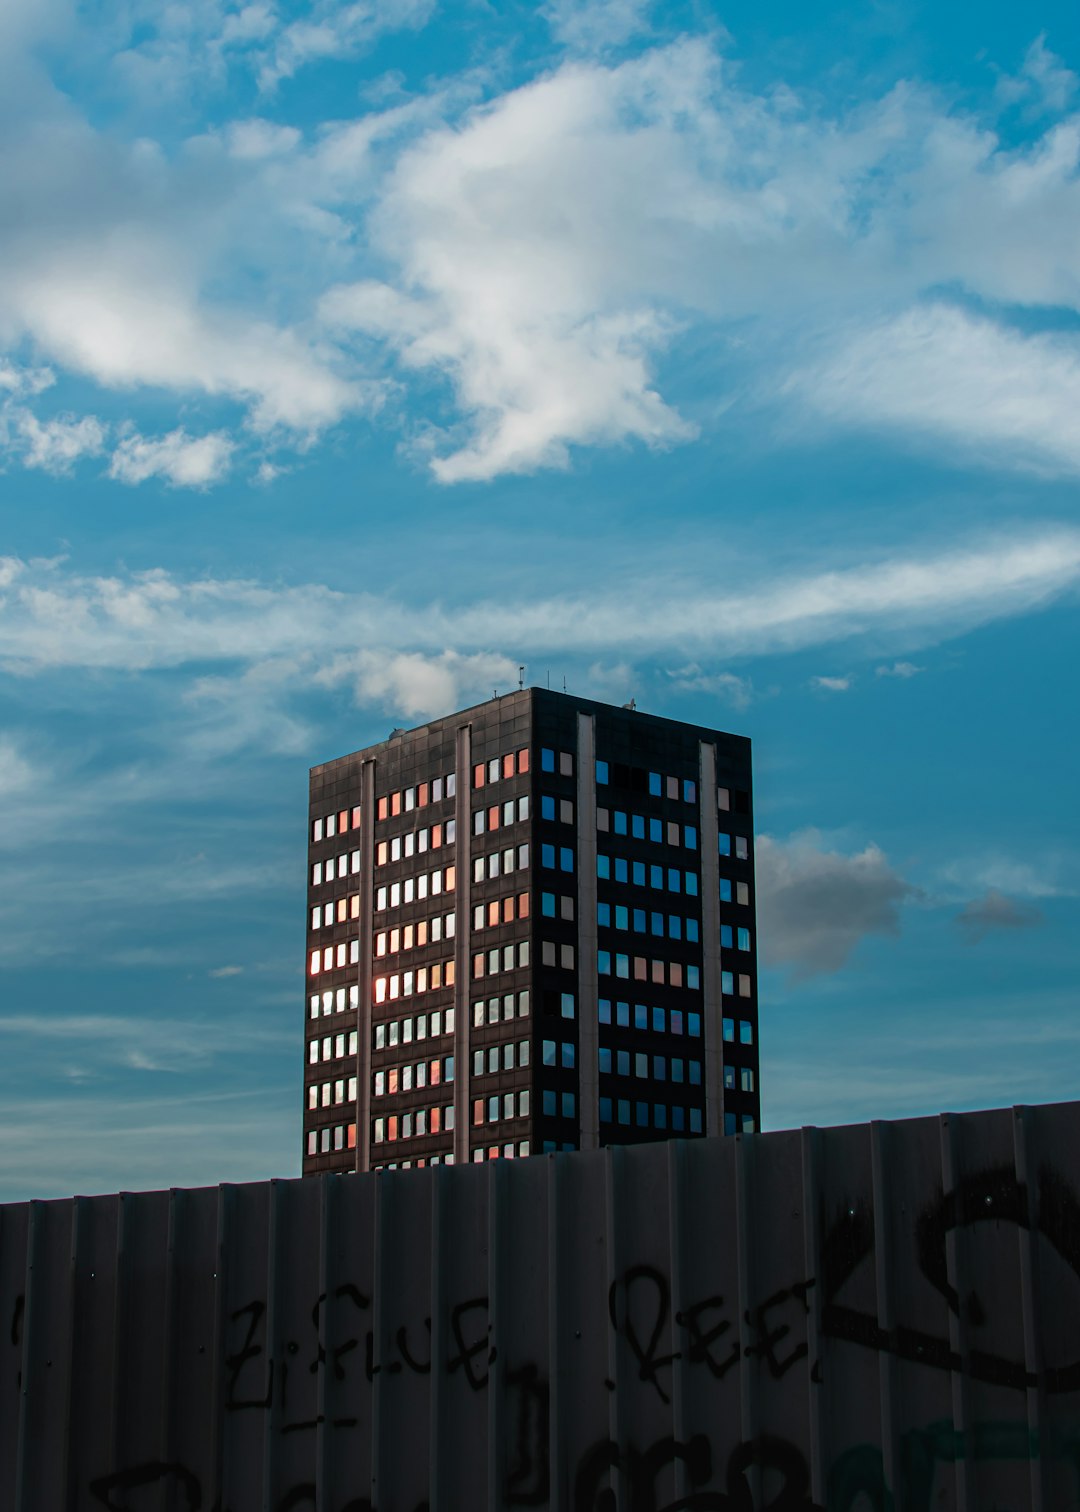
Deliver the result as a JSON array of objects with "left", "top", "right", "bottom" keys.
[{"left": 304, "top": 689, "right": 758, "bottom": 1173}]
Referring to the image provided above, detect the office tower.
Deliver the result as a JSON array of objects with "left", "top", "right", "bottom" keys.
[{"left": 303, "top": 689, "right": 758, "bottom": 1173}]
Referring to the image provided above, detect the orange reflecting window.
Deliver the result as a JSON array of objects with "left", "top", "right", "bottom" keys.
[
  {"left": 432, "top": 824, "right": 443, "bottom": 849},
  {"left": 446, "top": 960, "right": 455, "bottom": 985},
  {"left": 473, "top": 764, "right": 485, "bottom": 788},
  {"left": 446, "top": 866, "right": 456, "bottom": 891},
  {"left": 350, "top": 895, "right": 360, "bottom": 920},
  {"left": 431, "top": 1107, "right": 441, "bottom": 1133},
  {"left": 431, "top": 963, "right": 442, "bottom": 988},
  {"left": 351, "top": 807, "right": 362, "bottom": 830},
  {"left": 347, "top": 1124, "right": 357, "bottom": 1149},
  {"left": 473, "top": 1100, "right": 483, "bottom": 1126},
  {"left": 488, "top": 900, "right": 500, "bottom": 927},
  {"left": 431, "top": 1060, "right": 441, "bottom": 1086},
  {"left": 518, "top": 748, "right": 529, "bottom": 773},
  {"left": 337, "top": 898, "right": 347, "bottom": 923},
  {"left": 338, "top": 810, "right": 348, "bottom": 834},
  {"left": 377, "top": 796, "right": 388, "bottom": 820},
  {"left": 502, "top": 753, "right": 515, "bottom": 780},
  {"left": 418, "top": 782, "right": 429, "bottom": 808},
  {"left": 389, "top": 1069, "right": 399, "bottom": 1094},
  {"left": 487, "top": 806, "right": 499, "bottom": 831},
  {"left": 502, "top": 896, "right": 515, "bottom": 923},
  {"left": 391, "top": 791, "right": 401, "bottom": 816},
  {"left": 518, "top": 892, "right": 530, "bottom": 917},
  {"left": 388, "top": 1116, "right": 398, "bottom": 1141}
]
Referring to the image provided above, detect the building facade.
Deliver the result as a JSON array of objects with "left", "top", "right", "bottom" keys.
[{"left": 303, "top": 689, "right": 758, "bottom": 1173}]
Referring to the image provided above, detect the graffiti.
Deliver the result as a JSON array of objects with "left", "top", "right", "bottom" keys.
[
  {"left": 820, "top": 1161, "right": 1080, "bottom": 1393},
  {"left": 6, "top": 1133, "right": 1080, "bottom": 1511},
  {"left": 573, "top": 1433, "right": 820, "bottom": 1512},
  {"left": 608, "top": 1267, "right": 815, "bottom": 1403}
]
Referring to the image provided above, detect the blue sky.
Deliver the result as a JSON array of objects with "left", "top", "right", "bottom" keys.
[{"left": 1, "top": 0, "right": 1078, "bottom": 1202}]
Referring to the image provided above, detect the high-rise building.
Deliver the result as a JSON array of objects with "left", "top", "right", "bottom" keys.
[{"left": 303, "top": 688, "right": 759, "bottom": 1173}]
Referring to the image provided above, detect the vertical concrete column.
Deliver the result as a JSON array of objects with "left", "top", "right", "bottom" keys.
[
  {"left": 355, "top": 757, "right": 376, "bottom": 1172},
  {"left": 453, "top": 723, "right": 472, "bottom": 1165},
  {"left": 576, "top": 713, "right": 599, "bottom": 1150},
  {"left": 699, "top": 740, "right": 725, "bottom": 1138}
]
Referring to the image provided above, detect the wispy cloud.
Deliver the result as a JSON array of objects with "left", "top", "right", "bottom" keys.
[
  {"left": 876, "top": 660, "right": 923, "bottom": 679},
  {"left": 109, "top": 427, "right": 235, "bottom": 487},
  {"left": 810, "top": 674, "right": 851, "bottom": 692}
]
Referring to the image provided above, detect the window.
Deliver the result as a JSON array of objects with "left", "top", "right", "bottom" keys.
[
  {"left": 741, "top": 1067, "right": 754, "bottom": 1093},
  {"left": 541, "top": 748, "right": 555, "bottom": 772},
  {"left": 739, "top": 1020, "right": 753, "bottom": 1045},
  {"left": 596, "top": 759, "right": 609, "bottom": 784},
  {"left": 723, "top": 1018, "right": 735, "bottom": 1043},
  {"left": 738, "top": 927, "right": 751, "bottom": 951}
]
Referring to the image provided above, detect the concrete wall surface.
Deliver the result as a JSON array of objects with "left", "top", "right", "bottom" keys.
[{"left": 3, "top": 1101, "right": 1080, "bottom": 1511}]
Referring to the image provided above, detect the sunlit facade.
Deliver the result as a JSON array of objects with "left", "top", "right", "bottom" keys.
[{"left": 303, "top": 689, "right": 758, "bottom": 1173}]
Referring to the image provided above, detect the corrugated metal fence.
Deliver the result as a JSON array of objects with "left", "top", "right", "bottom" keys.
[{"left": 4, "top": 1101, "right": 1080, "bottom": 1511}]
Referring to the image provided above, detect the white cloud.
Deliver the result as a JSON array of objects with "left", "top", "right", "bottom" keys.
[
  {"left": 0, "top": 739, "right": 35, "bottom": 799},
  {"left": 257, "top": 0, "right": 435, "bottom": 92},
  {"left": 757, "top": 831, "right": 918, "bottom": 980},
  {"left": 875, "top": 660, "right": 923, "bottom": 678},
  {"left": 15, "top": 409, "right": 107, "bottom": 472},
  {"left": 795, "top": 305, "right": 1080, "bottom": 477},
  {"left": 318, "top": 649, "right": 522, "bottom": 719},
  {"left": 669, "top": 665, "right": 755, "bottom": 710},
  {"left": 109, "top": 427, "right": 235, "bottom": 487},
  {"left": 810, "top": 674, "right": 851, "bottom": 692},
  {"left": 542, "top": 0, "right": 655, "bottom": 51},
  {"left": 0, "top": 527, "right": 1076, "bottom": 677}
]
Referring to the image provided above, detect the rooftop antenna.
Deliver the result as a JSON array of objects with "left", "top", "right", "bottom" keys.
[
  {"left": 518, "top": 665, "right": 525, "bottom": 691},
  {"left": 563, "top": 676, "right": 567, "bottom": 694},
  {"left": 546, "top": 671, "right": 550, "bottom": 689}
]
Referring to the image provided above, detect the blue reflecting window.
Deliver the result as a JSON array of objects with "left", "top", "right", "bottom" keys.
[
  {"left": 634, "top": 1003, "right": 648, "bottom": 1030},
  {"left": 721, "top": 925, "right": 733, "bottom": 948},
  {"left": 740, "top": 1020, "right": 754, "bottom": 1045},
  {"left": 561, "top": 993, "right": 575, "bottom": 1020},
  {"left": 617, "top": 1050, "right": 630, "bottom": 1076},
  {"left": 690, "top": 1108, "right": 703, "bottom": 1134},
  {"left": 649, "top": 772, "right": 662, "bottom": 796},
  {"left": 614, "top": 810, "right": 627, "bottom": 835},
  {"left": 655, "top": 1104, "right": 668, "bottom": 1129},
  {"left": 650, "top": 910, "right": 663, "bottom": 936},
  {"left": 597, "top": 901, "right": 610, "bottom": 926},
  {"left": 616, "top": 1001, "right": 630, "bottom": 1027},
  {"left": 598, "top": 853, "right": 610, "bottom": 879},
  {"left": 614, "top": 858, "right": 628, "bottom": 882},
  {"left": 718, "top": 832, "right": 731, "bottom": 856},
  {"left": 635, "top": 1102, "right": 649, "bottom": 1127},
  {"left": 633, "top": 908, "right": 646, "bottom": 933},
  {"left": 668, "top": 869, "right": 681, "bottom": 892},
  {"left": 542, "top": 843, "right": 555, "bottom": 869},
  {"left": 635, "top": 1052, "right": 648, "bottom": 1079},
  {"left": 671, "top": 1058, "right": 684, "bottom": 1083},
  {"left": 724, "top": 1112, "right": 737, "bottom": 1135},
  {"left": 738, "top": 927, "right": 751, "bottom": 951},
  {"left": 683, "top": 779, "right": 696, "bottom": 803},
  {"left": 560, "top": 847, "right": 574, "bottom": 872},
  {"left": 686, "top": 919, "right": 699, "bottom": 943},
  {"left": 599, "top": 998, "right": 612, "bottom": 1024},
  {"left": 670, "top": 1009, "right": 683, "bottom": 1036},
  {"left": 652, "top": 1005, "right": 665, "bottom": 1033},
  {"left": 615, "top": 904, "right": 628, "bottom": 930},
  {"left": 687, "top": 965, "right": 700, "bottom": 991},
  {"left": 541, "top": 795, "right": 555, "bottom": 820},
  {"left": 689, "top": 1060, "right": 702, "bottom": 1086},
  {"left": 650, "top": 864, "right": 663, "bottom": 889},
  {"left": 719, "top": 878, "right": 732, "bottom": 902},
  {"left": 446, "top": 1056, "right": 455, "bottom": 1081},
  {"left": 542, "top": 1089, "right": 556, "bottom": 1115},
  {"left": 542, "top": 892, "right": 556, "bottom": 917},
  {"left": 653, "top": 1055, "right": 666, "bottom": 1080},
  {"left": 618, "top": 1100, "right": 631, "bottom": 1126},
  {"left": 672, "top": 1106, "right": 685, "bottom": 1132},
  {"left": 722, "top": 971, "right": 734, "bottom": 995},
  {"left": 632, "top": 861, "right": 646, "bottom": 885},
  {"left": 596, "top": 759, "right": 609, "bottom": 784},
  {"left": 615, "top": 953, "right": 629, "bottom": 978},
  {"left": 684, "top": 826, "right": 697, "bottom": 850},
  {"left": 649, "top": 818, "right": 663, "bottom": 843},
  {"left": 561, "top": 1041, "right": 575, "bottom": 1067},
  {"left": 542, "top": 1040, "right": 556, "bottom": 1066},
  {"left": 723, "top": 1017, "right": 735, "bottom": 1042},
  {"left": 685, "top": 872, "right": 698, "bottom": 896},
  {"left": 541, "top": 748, "right": 555, "bottom": 772},
  {"left": 688, "top": 1012, "right": 701, "bottom": 1037},
  {"left": 668, "top": 914, "right": 682, "bottom": 940},
  {"left": 599, "top": 1047, "right": 612, "bottom": 1074},
  {"left": 600, "top": 1096, "right": 613, "bottom": 1122},
  {"left": 632, "top": 814, "right": 645, "bottom": 839},
  {"left": 598, "top": 950, "right": 611, "bottom": 975}
]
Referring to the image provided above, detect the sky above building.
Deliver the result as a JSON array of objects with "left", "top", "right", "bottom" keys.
[{"left": 1, "top": 0, "right": 1078, "bottom": 1202}]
